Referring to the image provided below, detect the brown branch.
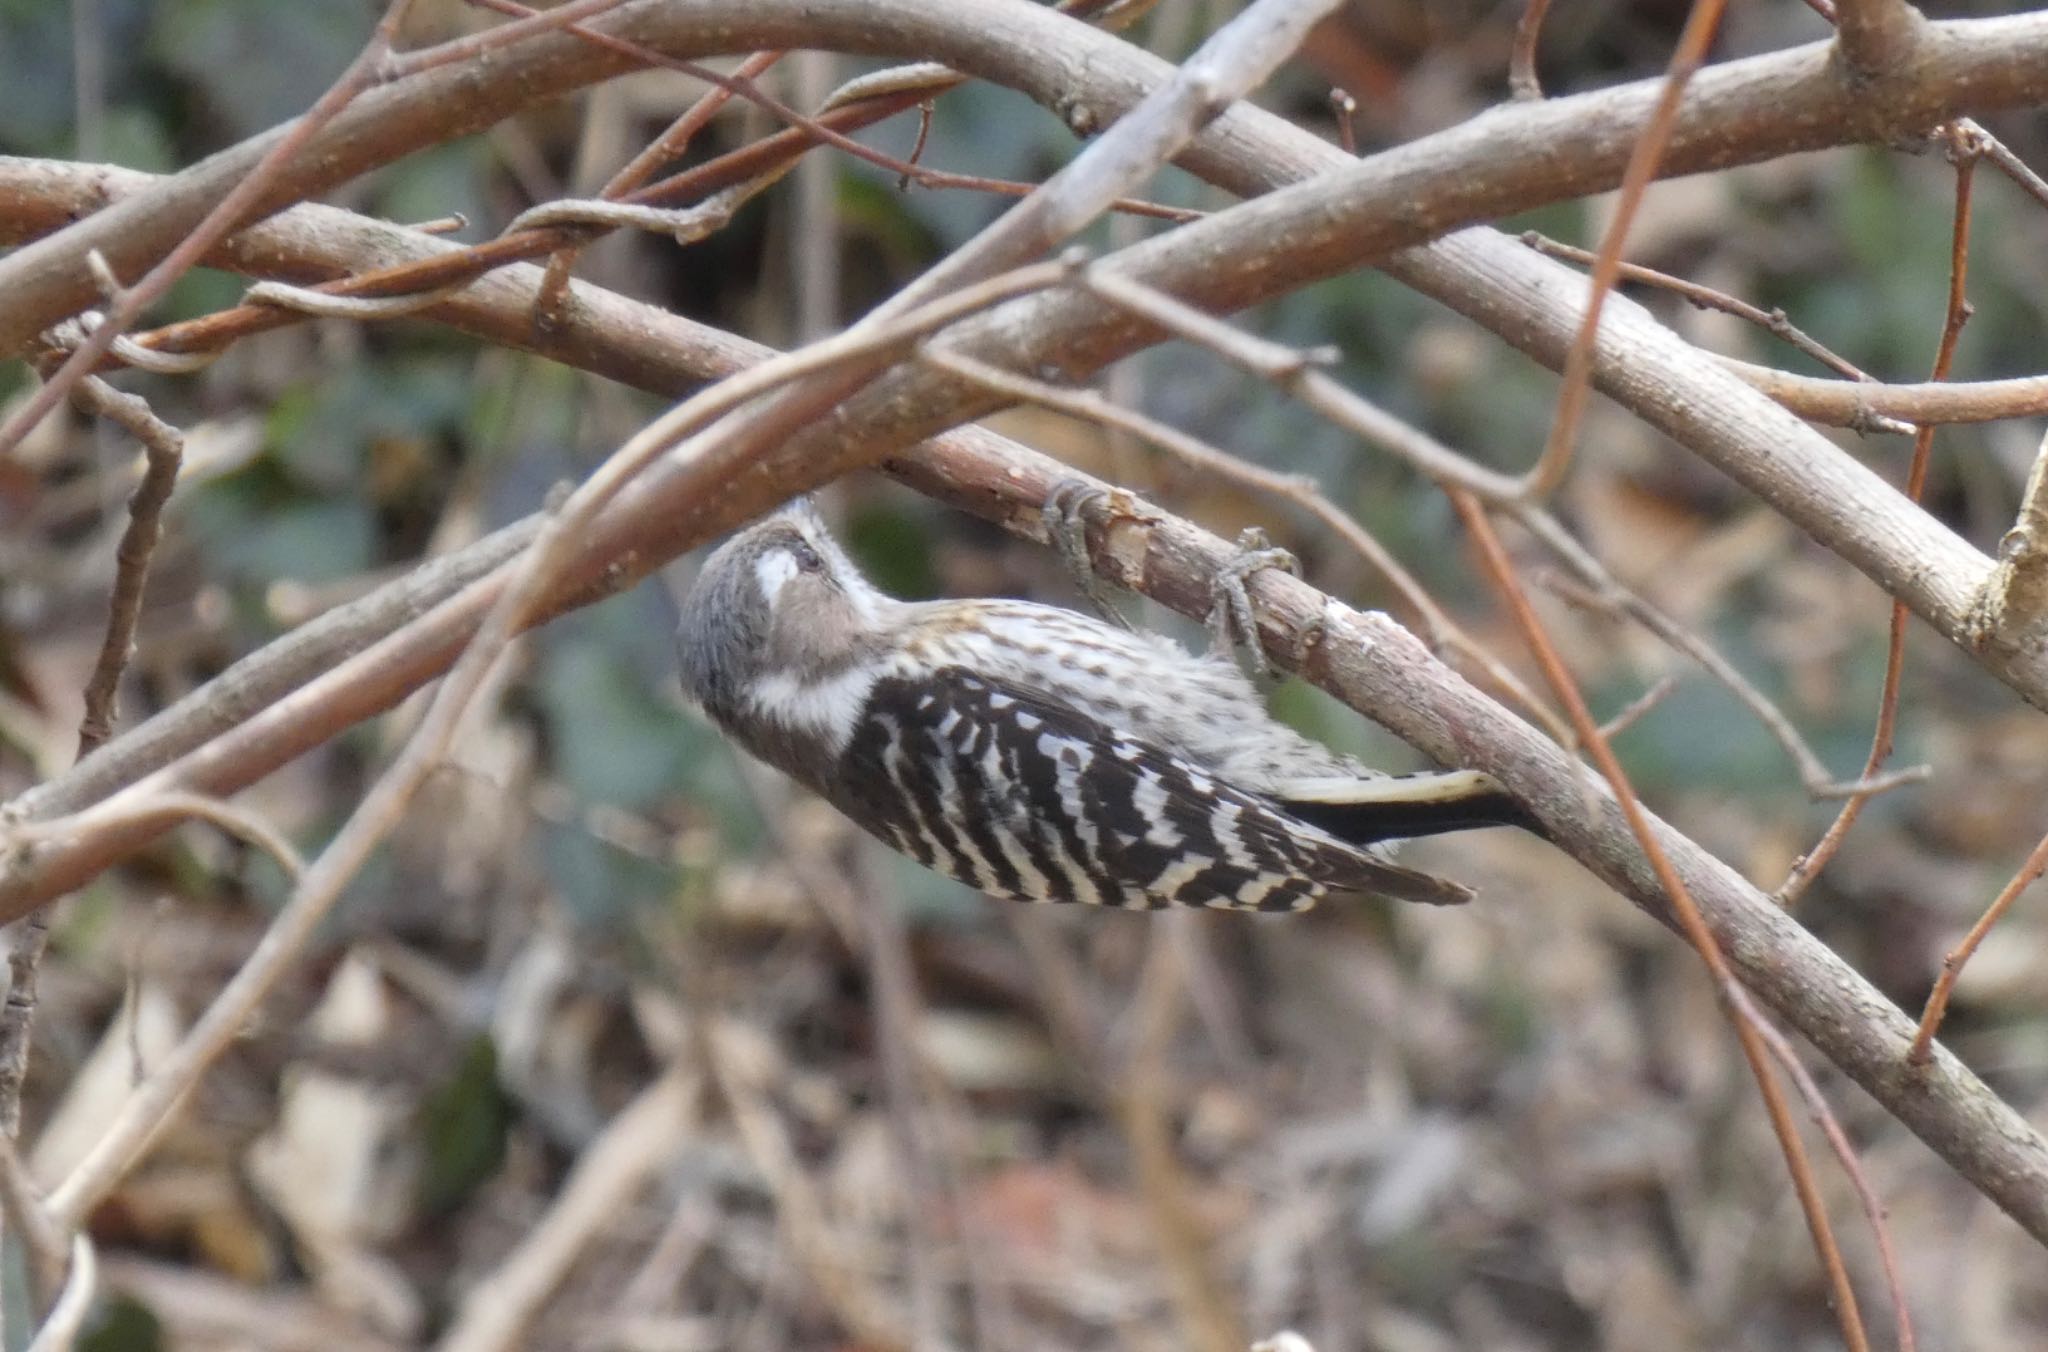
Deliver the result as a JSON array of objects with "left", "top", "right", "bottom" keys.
[
  {"left": 1520, "top": 230, "right": 1882, "bottom": 386},
  {"left": 62, "top": 379, "right": 183, "bottom": 758},
  {"left": 1832, "top": 0, "right": 1929, "bottom": 83},
  {"left": 1508, "top": 0, "right": 1554, "bottom": 100}
]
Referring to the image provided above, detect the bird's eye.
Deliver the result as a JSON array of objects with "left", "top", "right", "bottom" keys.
[{"left": 791, "top": 541, "right": 825, "bottom": 573}]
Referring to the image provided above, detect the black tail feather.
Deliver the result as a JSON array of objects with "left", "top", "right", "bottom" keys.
[{"left": 1279, "top": 789, "right": 1545, "bottom": 846}]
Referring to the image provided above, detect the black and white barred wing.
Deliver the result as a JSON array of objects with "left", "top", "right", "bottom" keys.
[{"left": 832, "top": 667, "right": 1474, "bottom": 911}]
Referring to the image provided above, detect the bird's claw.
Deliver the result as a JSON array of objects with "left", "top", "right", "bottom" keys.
[
  {"left": 1208, "top": 527, "right": 1298, "bottom": 677},
  {"left": 1041, "top": 478, "right": 1134, "bottom": 631}
]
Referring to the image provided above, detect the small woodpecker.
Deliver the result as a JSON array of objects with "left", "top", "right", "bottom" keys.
[{"left": 675, "top": 500, "right": 1531, "bottom": 912}]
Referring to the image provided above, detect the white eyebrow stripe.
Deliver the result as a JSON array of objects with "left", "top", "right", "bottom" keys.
[{"left": 754, "top": 548, "right": 799, "bottom": 604}]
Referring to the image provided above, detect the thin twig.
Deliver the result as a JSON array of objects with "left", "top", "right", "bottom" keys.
[
  {"left": 851, "top": 855, "right": 953, "bottom": 1351},
  {"left": 1723, "top": 362, "right": 2048, "bottom": 427},
  {"left": 0, "top": 918, "right": 53, "bottom": 1145},
  {"left": 0, "top": 1130, "right": 68, "bottom": 1307},
  {"left": 1082, "top": 266, "right": 1522, "bottom": 499},
  {"left": 1778, "top": 135, "right": 1978, "bottom": 903},
  {"left": 1118, "top": 937, "right": 1247, "bottom": 1352},
  {"left": 1326, "top": 89, "right": 1355, "bottom": 154},
  {"left": 127, "top": 79, "right": 934, "bottom": 363},
  {"left": 537, "top": 48, "right": 788, "bottom": 322},
  {"left": 62, "top": 378, "right": 185, "bottom": 757},
  {"left": 1597, "top": 673, "right": 1680, "bottom": 740},
  {"left": 705, "top": 1022, "right": 910, "bottom": 1352},
  {"left": 1509, "top": 0, "right": 1554, "bottom": 100},
  {"left": 1911, "top": 827, "right": 2048, "bottom": 1064},
  {"left": 10, "top": 792, "right": 306, "bottom": 883},
  {"left": 1449, "top": 490, "right": 1871, "bottom": 1352},
  {"left": 1529, "top": 559, "right": 1930, "bottom": 800},
  {"left": 1749, "top": 1019, "right": 1918, "bottom": 1352},
  {"left": 393, "top": 0, "right": 631, "bottom": 80},
  {"left": 22, "top": 1234, "right": 94, "bottom": 1352},
  {"left": 1519, "top": 230, "right": 1882, "bottom": 386},
  {"left": 1518, "top": 0, "right": 1728, "bottom": 499},
  {"left": 1971, "top": 121, "right": 2048, "bottom": 211}
]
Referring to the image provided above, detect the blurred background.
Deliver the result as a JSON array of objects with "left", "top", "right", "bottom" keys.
[{"left": 3, "top": 0, "right": 2048, "bottom": 1346}]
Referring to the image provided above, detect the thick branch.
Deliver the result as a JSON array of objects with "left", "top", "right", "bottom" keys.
[{"left": 3, "top": 0, "right": 2047, "bottom": 357}]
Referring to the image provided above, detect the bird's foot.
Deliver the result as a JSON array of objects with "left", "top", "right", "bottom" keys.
[
  {"left": 1041, "top": 477, "right": 1134, "bottom": 631},
  {"left": 1207, "top": 526, "right": 1298, "bottom": 677}
]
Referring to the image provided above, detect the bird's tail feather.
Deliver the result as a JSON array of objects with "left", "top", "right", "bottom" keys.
[
  {"left": 1275, "top": 769, "right": 1544, "bottom": 845},
  {"left": 1329, "top": 856, "right": 1477, "bottom": 907}
]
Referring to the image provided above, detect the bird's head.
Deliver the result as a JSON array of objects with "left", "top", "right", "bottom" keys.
[{"left": 675, "top": 499, "right": 892, "bottom": 732}]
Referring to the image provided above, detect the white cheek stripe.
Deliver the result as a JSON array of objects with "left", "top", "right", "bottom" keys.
[{"left": 748, "top": 664, "right": 879, "bottom": 754}]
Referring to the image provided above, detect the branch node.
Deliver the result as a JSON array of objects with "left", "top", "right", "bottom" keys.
[{"left": 1832, "top": 0, "right": 1930, "bottom": 87}]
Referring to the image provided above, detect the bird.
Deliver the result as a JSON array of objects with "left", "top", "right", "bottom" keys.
[{"left": 674, "top": 497, "right": 1533, "bottom": 913}]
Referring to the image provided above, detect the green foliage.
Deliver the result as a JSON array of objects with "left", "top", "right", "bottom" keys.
[
  {"left": 0, "top": 0, "right": 78, "bottom": 153},
  {"left": 414, "top": 1035, "right": 512, "bottom": 1218},
  {"left": 536, "top": 642, "right": 701, "bottom": 811},
  {"left": 151, "top": 0, "right": 361, "bottom": 138},
  {"left": 846, "top": 500, "right": 941, "bottom": 599},
  {"left": 372, "top": 139, "right": 499, "bottom": 237},
  {"left": 79, "top": 1296, "right": 164, "bottom": 1352},
  {"left": 97, "top": 106, "right": 178, "bottom": 173},
  {"left": 187, "top": 493, "right": 377, "bottom": 587}
]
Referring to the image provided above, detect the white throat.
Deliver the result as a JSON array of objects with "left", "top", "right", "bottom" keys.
[{"left": 746, "top": 663, "right": 881, "bottom": 756}]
